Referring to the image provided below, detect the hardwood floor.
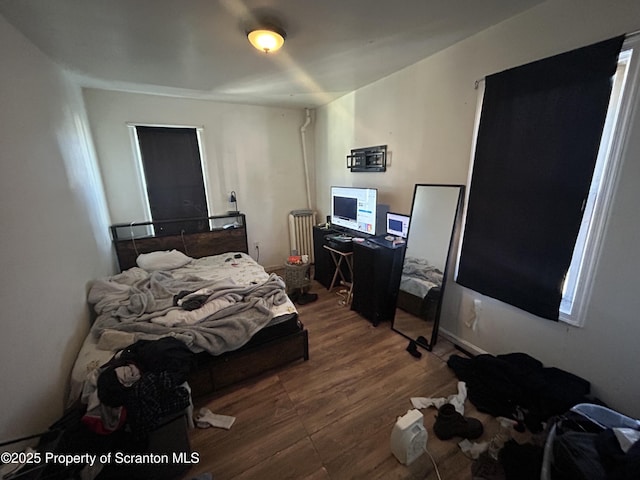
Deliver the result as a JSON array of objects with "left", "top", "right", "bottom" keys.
[{"left": 183, "top": 281, "right": 500, "bottom": 480}]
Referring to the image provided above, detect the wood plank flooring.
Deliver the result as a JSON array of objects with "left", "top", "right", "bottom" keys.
[{"left": 183, "top": 280, "right": 501, "bottom": 480}]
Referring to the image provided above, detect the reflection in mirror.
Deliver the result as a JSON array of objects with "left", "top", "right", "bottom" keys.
[{"left": 393, "top": 184, "right": 464, "bottom": 351}]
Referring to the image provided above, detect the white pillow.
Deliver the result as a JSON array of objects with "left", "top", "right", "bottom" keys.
[{"left": 136, "top": 249, "right": 192, "bottom": 271}]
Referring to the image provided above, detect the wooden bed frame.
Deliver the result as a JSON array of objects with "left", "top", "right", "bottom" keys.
[
  {"left": 109, "top": 214, "right": 309, "bottom": 397},
  {"left": 396, "top": 287, "right": 441, "bottom": 322},
  {"left": 110, "top": 214, "right": 250, "bottom": 272}
]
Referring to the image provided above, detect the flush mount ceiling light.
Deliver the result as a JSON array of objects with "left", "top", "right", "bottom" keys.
[{"left": 247, "top": 26, "right": 286, "bottom": 53}]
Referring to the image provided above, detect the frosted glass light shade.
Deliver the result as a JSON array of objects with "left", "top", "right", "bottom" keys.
[{"left": 247, "top": 29, "right": 285, "bottom": 53}]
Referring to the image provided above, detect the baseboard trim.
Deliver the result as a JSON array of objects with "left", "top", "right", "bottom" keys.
[{"left": 438, "top": 328, "right": 488, "bottom": 357}]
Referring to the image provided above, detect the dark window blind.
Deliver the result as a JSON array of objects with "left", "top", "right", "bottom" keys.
[
  {"left": 456, "top": 36, "right": 624, "bottom": 321},
  {"left": 136, "top": 126, "right": 209, "bottom": 234}
]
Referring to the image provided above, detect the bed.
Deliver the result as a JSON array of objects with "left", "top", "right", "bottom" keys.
[
  {"left": 396, "top": 256, "right": 443, "bottom": 321},
  {"left": 68, "top": 215, "right": 309, "bottom": 405}
]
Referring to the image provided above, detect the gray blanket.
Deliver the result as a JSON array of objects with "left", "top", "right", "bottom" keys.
[
  {"left": 402, "top": 257, "right": 443, "bottom": 286},
  {"left": 89, "top": 269, "right": 288, "bottom": 355}
]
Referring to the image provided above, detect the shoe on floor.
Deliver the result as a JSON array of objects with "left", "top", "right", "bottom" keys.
[
  {"left": 297, "top": 292, "right": 318, "bottom": 305},
  {"left": 289, "top": 290, "right": 301, "bottom": 302},
  {"left": 433, "top": 403, "right": 483, "bottom": 440},
  {"left": 406, "top": 340, "right": 422, "bottom": 358}
]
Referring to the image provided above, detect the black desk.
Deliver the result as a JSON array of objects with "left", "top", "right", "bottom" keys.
[
  {"left": 313, "top": 226, "right": 405, "bottom": 325},
  {"left": 351, "top": 239, "right": 406, "bottom": 326}
]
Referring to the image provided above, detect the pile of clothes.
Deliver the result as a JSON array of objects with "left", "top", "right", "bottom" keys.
[
  {"left": 447, "top": 352, "right": 592, "bottom": 433},
  {"left": 545, "top": 404, "right": 640, "bottom": 480},
  {"left": 81, "top": 337, "right": 194, "bottom": 437}
]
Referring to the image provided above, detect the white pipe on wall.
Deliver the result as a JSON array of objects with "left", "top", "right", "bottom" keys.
[{"left": 300, "top": 108, "right": 312, "bottom": 210}]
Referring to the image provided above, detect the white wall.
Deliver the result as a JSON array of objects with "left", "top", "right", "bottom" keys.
[
  {"left": 0, "top": 17, "right": 113, "bottom": 440},
  {"left": 315, "top": 0, "right": 640, "bottom": 417},
  {"left": 83, "top": 90, "right": 313, "bottom": 269}
]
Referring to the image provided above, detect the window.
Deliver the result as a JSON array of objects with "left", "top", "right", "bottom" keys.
[
  {"left": 456, "top": 36, "right": 627, "bottom": 322},
  {"left": 130, "top": 125, "right": 211, "bottom": 235},
  {"left": 560, "top": 41, "right": 638, "bottom": 325}
]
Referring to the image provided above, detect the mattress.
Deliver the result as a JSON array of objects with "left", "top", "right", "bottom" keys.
[
  {"left": 68, "top": 252, "right": 298, "bottom": 405},
  {"left": 400, "top": 256, "right": 443, "bottom": 299},
  {"left": 399, "top": 275, "right": 439, "bottom": 299}
]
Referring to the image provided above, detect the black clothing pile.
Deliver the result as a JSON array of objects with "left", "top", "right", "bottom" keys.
[
  {"left": 97, "top": 337, "right": 194, "bottom": 437},
  {"left": 499, "top": 440, "right": 544, "bottom": 480},
  {"left": 448, "top": 352, "right": 591, "bottom": 432},
  {"left": 549, "top": 409, "right": 640, "bottom": 480}
]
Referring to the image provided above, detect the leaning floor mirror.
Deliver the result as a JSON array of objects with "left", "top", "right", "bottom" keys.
[{"left": 393, "top": 184, "right": 465, "bottom": 351}]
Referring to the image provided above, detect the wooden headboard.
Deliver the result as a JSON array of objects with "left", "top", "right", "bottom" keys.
[{"left": 110, "top": 214, "right": 248, "bottom": 271}]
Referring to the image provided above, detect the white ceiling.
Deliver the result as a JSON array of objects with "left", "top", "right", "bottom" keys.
[{"left": 0, "top": 0, "right": 543, "bottom": 108}]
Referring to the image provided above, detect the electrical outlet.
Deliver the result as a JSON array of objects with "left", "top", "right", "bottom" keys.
[{"left": 253, "top": 241, "right": 260, "bottom": 250}]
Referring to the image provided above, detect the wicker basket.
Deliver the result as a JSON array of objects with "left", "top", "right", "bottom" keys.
[{"left": 284, "top": 262, "right": 311, "bottom": 292}]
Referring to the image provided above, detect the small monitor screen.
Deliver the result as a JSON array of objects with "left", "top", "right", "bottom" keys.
[
  {"left": 386, "top": 212, "right": 410, "bottom": 239},
  {"left": 330, "top": 186, "right": 377, "bottom": 235}
]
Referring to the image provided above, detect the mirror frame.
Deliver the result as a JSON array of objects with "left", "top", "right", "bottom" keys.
[{"left": 392, "top": 184, "right": 465, "bottom": 351}]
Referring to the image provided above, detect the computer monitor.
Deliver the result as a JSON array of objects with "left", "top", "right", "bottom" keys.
[
  {"left": 386, "top": 212, "right": 410, "bottom": 239},
  {"left": 330, "top": 186, "right": 378, "bottom": 235}
]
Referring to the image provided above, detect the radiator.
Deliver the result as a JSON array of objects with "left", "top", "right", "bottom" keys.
[{"left": 288, "top": 210, "right": 317, "bottom": 262}]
